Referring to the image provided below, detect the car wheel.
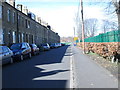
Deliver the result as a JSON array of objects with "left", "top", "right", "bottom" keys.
[
  {"left": 20, "top": 55, "right": 24, "bottom": 61},
  {"left": 28, "top": 53, "right": 32, "bottom": 59},
  {"left": 10, "top": 57, "right": 13, "bottom": 64}
]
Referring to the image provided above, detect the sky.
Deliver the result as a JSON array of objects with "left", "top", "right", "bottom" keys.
[{"left": 13, "top": 0, "right": 117, "bottom": 37}]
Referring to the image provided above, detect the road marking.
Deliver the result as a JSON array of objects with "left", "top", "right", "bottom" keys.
[
  {"left": 90, "top": 83, "right": 94, "bottom": 86},
  {"left": 70, "top": 46, "right": 74, "bottom": 88}
]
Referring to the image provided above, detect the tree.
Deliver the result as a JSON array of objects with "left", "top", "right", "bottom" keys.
[
  {"left": 74, "top": 0, "right": 120, "bottom": 41},
  {"left": 102, "top": 19, "right": 118, "bottom": 33},
  {"left": 111, "top": 0, "right": 120, "bottom": 29},
  {"left": 74, "top": 11, "right": 82, "bottom": 40},
  {"left": 84, "top": 18, "right": 98, "bottom": 37}
]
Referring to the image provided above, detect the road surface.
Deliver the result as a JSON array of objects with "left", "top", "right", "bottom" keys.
[{"left": 2, "top": 45, "right": 118, "bottom": 89}]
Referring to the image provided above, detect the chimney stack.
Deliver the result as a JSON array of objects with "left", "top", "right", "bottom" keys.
[
  {"left": 9, "top": 0, "right": 15, "bottom": 7},
  {"left": 23, "top": 6, "right": 28, "bottom": 15},
  {"left": 36, "top": 15, "right": 41, "bottom": 24},
  {"left": 17, "top": 4, "right": 23, "bottom": 12}
]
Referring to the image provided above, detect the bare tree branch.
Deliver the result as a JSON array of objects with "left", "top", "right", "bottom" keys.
[{"left": 112, "top": 0, "right": 119, "bottom": 8}]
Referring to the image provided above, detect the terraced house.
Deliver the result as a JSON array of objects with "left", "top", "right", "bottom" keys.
[{"left": 0, "top": 0, "right": 60, "bottom": 46}]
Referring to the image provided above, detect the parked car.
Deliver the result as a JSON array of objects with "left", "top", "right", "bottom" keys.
[
  {"left": 58, "top": 43, "right": 62, "bottom": 47},
  {"left": 30, "top": 44, "right": 40, "bottom": 55},
  {"left": 52, "top": 43, "right": 58, "bottom": 48},
  {"left": 0, "top": 46, "right": 13, "bottom": 65},
  {"left": 40, "top": 43, "right": 50, "bottom": 51},
  {"left": 56, "top": 43, "right": 61, "bottom": 47},
  {"left": 61, "top": 43, "right": 65, "bottom": 46},
  {"left": 50, "top": 43, "right": 56, "bottom": 49},
  {"left": 10, "top": 42, "right": 31, "bottom": 61}
]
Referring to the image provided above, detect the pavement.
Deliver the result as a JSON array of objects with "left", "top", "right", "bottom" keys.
[{"left": 71, "top": 44, "right": 118, "bottom": 88}]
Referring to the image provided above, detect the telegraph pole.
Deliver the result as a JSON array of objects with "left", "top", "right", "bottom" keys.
[
  {"left": 80, "top": 0, "right": 85, "bottom": 53},
  {"left": 74, "top": 27, "right": 75, "bottom": 38}
]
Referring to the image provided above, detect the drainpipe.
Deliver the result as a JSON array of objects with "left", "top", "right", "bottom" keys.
[{"left": 16, "top": 11, "right": 19, "bottom": 43}]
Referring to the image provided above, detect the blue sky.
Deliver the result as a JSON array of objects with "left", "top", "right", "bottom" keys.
[
  {"left": 16, "top": 1, "right": 80, "bottom": 10},
  {"left": 16, "top": 1, "right": 108, "bottom": 9},
  {"left": 14, "top": 0, "right": 117, "bottom": 37}
]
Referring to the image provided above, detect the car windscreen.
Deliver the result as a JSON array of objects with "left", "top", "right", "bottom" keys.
[{"left": 11, "top": 44, "right": 21, "bottom": 50}]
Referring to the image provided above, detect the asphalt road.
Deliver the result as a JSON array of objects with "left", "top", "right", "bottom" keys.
[
  {"left": 2, "top": 45, "right": 71, "bottom": 88},
  {"left": 2, "top": 44, "right": 119, "bottom": 89}
]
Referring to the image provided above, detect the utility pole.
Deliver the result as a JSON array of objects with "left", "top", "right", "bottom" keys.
[
  {"left": 74, "top": 27, "right": 75, "bottom": 38},
  {"left": 80, "top": 0, "right": 85, "bottom": 53}
]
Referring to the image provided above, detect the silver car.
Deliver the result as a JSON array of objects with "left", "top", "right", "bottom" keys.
[
  {"left": 41, "top": 43, "right": 50, "bottom": 51},
  {"left": 0, "top": 46, "right": 13, "bottom": 65}
]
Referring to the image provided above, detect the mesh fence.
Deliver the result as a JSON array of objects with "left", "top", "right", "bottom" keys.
[{"left": 81, "top": 30, "right": 120, "bottom": 42}]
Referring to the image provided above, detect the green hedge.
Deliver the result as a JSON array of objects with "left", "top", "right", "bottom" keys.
[{"left": 81, "top": 30, "right": 120, "bottom": 42}]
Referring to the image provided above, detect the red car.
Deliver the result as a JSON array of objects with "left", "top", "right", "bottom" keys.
[{"left": 30, "top": 44, "right": 40, "bottom": 55}]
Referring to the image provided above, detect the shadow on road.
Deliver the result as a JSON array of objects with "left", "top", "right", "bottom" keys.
[
  {"left": 33, "top": 69, "right": 69, "bottom": 78},
  {"left": 2, "top": 45, "right": 70, "bottom": 88},
  {"left": 35, "top": 45, "right": 70, "bottom": 65}
]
